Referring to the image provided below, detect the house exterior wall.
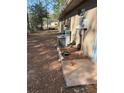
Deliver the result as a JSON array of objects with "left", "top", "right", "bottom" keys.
[
  {"left": 70, "top": 15, "right": 76, "bottom": 42},
  {"left": 83, "top": 7, "right": 97, "bottom": 59},
  {"left": 71, "top": 15, "right": 80, "bottom": 44},
  {"left": 59, "top": 0, "right": 97, "bottom": 60}
]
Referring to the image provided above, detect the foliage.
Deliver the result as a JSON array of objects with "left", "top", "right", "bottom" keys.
[
  {"left": 60, "top": 0, "right": 65, "bottom": 6},
  {"left": 27, "top": 0, "right": 65, "bottom": 32},
  {"left": 53, "top": 0, "right": 59, "bottom": 18},
  {"left": 28, "top": 2, "right": 48, "bottom": 32},
  {"left": 53, "top": 0, "right": 65, "bottom": 19}
]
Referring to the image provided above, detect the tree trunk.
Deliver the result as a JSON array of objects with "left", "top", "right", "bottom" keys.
[
  {"left": 47, "top": 17, "right": 48, "bottom": 29},
  {"left": 27, "top": 13, "right": 31, "bottom": 34}
]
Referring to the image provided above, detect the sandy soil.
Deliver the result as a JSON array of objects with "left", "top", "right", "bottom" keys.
[{"left": 27, "top": 30, "right": 97, "bottom": 93}]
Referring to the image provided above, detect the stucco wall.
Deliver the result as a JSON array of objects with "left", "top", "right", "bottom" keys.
[
  {"left": 83, "top": 7, "right": 97, "bottom": 57},
  {"left": 70, "top": 15, "right": 80, "bottom": 43},
  {"left": 59, "top": 0, "right": 97, "bottom": 59}
]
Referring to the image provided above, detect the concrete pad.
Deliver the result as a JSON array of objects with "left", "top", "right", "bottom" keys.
[{"left": 62, "top": 59, "right": 97, "bottom": 87}]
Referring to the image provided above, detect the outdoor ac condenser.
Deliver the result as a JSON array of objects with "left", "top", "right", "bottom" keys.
[
  {"left": 57, "top": 34, "right": 66, "bottom": 48},
  {"left": 57, "top": 30, "right": 71, "bottom": 48}
]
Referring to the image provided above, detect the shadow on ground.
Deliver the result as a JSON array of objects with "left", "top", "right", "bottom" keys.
[{"left": 27, "top": 30, "right": 96, "bottom": 93}]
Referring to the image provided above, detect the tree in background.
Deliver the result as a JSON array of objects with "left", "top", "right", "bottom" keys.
[
  {"left": 53, "top": 0, "right": 65, "bottom": 19},
  {"left": 27, "top": 0, "right": 65, "bottom": 32},
  {"left": 28, "top": 2, "right": 47, "bottom": 32},
  {"left": 44, "top": 0, "right": 54, "bottom": 29}
]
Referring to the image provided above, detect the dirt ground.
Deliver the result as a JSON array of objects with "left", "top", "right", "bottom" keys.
[{"left": 27, "top": 30, "right": 97, "bottom": 93}]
